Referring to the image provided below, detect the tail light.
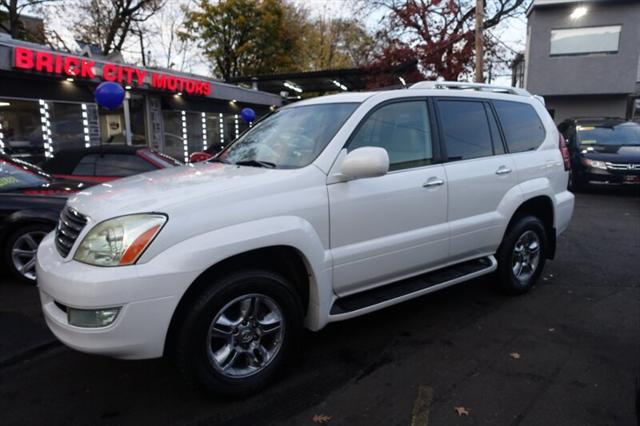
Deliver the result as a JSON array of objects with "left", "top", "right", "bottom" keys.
[{"left": 559, "top": 133, "right": 571, "bottom": 171}]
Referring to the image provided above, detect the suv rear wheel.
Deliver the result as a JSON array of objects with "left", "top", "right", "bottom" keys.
[
  {"left": 174, "top": 269, "right": 303, "bottom": 396},
  {"left": 497, "top": 215, "right": 547, "bottom": 295}
]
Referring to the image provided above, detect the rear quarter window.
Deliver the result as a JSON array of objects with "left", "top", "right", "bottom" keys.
[{"left": 493, "top": 100, "right": 545, "bottom": 153}]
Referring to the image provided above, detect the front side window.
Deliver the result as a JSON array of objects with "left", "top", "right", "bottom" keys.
[
  {"left": 550, "top": 25, "right": 621, "bottom": 56},
  {"left": 494, "top": 101, "right": 546, "bottom": 153},
  {"left": 219, "top": 103, "right": 358, "bottom": 169},
  {"left": 94, "top": 154, "right": 156, "bottom": 177},
  {"left": 73, "top": 154, "right": 97, "bottom": 175},
  {"left": 348, "top": 101, "right": 433, "bottom": 171},
  {"left": 437, "top": 100, "right": 493, "bottom": 161},
  {"left": 576, "top": 122, "right": 640, "bottom": 146}
]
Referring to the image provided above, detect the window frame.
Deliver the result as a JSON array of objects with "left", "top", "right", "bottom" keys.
[
  {"left": 549, "top": 25, "right": 622, "bottom": 57},
  {"left": 343, "top": 97, "right": 442, "bottom": 172},
  {"left": 433, "top": 97, "right": 503, "bottom": 163}
]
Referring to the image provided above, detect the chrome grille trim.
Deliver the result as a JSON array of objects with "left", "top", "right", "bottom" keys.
[
  {"left": 55, "top": 206, "right": 88, "bottom": 258},
  {"left": 606, "top": 162, "right": 640, "bottom": 171}
]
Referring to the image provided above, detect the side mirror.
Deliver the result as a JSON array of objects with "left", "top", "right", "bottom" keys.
[{"left": 340, "top": 147, "right": 389, "bottom": 180}]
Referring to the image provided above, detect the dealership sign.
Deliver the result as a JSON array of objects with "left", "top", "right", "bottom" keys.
[{"left": 12, "top": 47, "right": 212, "bottom": 96}]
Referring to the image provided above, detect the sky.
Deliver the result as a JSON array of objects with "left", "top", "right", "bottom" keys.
[{"left": 40, "top": 0, "right": 528, "bottom": 86}]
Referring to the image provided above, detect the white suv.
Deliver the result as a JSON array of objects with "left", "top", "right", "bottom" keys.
[{"left": 37, "top": 82, "right": 574, "bottom": 395}]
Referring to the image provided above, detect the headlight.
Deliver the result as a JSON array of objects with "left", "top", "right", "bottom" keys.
[
  {"left": 582, "top": 158, "right": 607, "bottom": 170},
  {"left": 74, "top": 214, "right": 166, "bottom": 266}
]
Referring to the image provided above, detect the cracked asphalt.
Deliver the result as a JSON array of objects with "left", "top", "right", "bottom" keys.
[{"left": 1, "top": 188, "right": 638, "bottom": 426}]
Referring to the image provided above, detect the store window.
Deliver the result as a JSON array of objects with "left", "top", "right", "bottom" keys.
[
  {"left": 161, "top": 110, "right": 183, "bottom": 161},
  {"left": 48, "top": 102, "right": 85, "bottom": 153},
  {"left": 0, "top": 98, "right": 44, "bottom": 164},
  {"left": 550, "top": 25, "right": 621, "bottom": 56}
]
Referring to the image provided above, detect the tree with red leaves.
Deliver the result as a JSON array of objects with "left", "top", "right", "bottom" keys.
[{"left": 362, "top": 0, "right": 528, "bottom": 88}]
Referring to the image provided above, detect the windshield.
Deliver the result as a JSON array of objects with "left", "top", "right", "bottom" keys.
[
  {"left": 0, "top": 158, "right": 49, "bottom": 191},
  {"left": 577, "top": 122, "right": 640, "bottom": 146},
  {"left": 218, "top": 103, "right": 359, "bottom": 169}
]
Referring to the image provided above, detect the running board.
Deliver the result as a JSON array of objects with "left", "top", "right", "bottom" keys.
[{"left": 329, "top": 256, "right": 497, "bottom": 317}]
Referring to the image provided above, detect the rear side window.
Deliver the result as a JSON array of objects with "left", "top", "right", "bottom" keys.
[
  {"left": 72, "top": 154, "right": 98, "bottom": 175},
  {"left": 493, "top": 101, "right": 545, "bottom": 153},
  {"left": 95, "top": 154, "right": 156, "bottom": 177},
  {"left": 349, "top": 101, "right": 433, "bottom": 171},
  {"left": 437, "top": 100, "right": 493, "bottom": 161}
]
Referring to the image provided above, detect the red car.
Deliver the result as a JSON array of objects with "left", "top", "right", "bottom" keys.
[{"left": 41, "top": 146, "right": 182, "bottom": 183}]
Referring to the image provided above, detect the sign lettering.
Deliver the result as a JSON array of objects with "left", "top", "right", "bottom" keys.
[{"left": 12, "top": 47, "right": 211, "bottom": 96}]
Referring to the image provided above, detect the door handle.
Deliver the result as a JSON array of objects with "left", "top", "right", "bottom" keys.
[
  {"left": 423, "top": 177, "right": 444, "bottom": 188},
  {"left": 495, "top": 166, "right": 512, "bottom": 175}
]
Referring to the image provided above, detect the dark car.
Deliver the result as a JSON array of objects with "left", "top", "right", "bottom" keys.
[
  {"left": 0, "top": 155, "right": 89, "bottom": 282},
  {"left": 41, "top": 146, "right": 182, "bottom": 183},
  {"left": 558, "top": 118, "right": 640, "bottom": 189}
]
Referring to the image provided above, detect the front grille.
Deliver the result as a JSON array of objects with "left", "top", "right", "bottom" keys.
[
  {"left": 55, "top": 206, "right": 88, "bottom": 258},
  {"left": 606, "top": 162, "right": 640, "bottom": 171}
]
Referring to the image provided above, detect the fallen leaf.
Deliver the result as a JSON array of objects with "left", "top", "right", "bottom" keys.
[
  {"left": 510, "top": 352, "right": 521, "bottom": 359},
  {"left": 312, "top": 414, "right": 332, "bottom": 424},
  {"left": 454, "top": 406, "right": 470, "bottom": 416}
]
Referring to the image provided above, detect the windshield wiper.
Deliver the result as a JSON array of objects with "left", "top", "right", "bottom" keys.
[{"left": 234, "top": 159, "right": 276, "bottom": 168}]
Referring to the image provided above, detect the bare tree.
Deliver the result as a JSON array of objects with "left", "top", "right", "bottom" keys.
[
  {"left": 0, "top": 0, "right": 57, "bottom": 41},
  {"left": 72, "top": 0, "right": 164, "bottom": 56}
]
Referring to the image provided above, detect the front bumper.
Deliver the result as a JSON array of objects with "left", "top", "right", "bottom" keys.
[
  {"left": 581, "top": 167, "right": 640, "bottom": 185},
  {"left": 36, "top": 232, "right": 199, "bottom": 359}
]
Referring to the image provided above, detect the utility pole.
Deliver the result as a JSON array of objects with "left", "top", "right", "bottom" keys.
[{"left": 475, "top": 0, "right": 484, "bottom": 83}]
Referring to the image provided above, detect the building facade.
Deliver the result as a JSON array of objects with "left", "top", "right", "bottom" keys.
[
  {"left": 0, "top": 36, "right": 282, "bottom": 165},
  {"left": 525, "top": 0, "right": 640, "bottom": 123}
]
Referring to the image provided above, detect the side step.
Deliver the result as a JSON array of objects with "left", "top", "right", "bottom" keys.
[{"left": 330, "top": 256, "right": 496, "bottom": 316}]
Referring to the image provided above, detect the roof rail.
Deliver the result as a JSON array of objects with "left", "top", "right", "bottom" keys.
[{"left": 411, "top": 80, "right": 532, "bottom": 96}]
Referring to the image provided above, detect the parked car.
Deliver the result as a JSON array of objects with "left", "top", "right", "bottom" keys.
[
  {"left": 0, "top": 155, "right": 89, "bottom": 282},
  {"left": 40, "top": 146, "right": 182, "bottom": 183},
  {"left": 36, "top": 82, "right": 574, "bottom": 396},
  {"left": 558, "top": 118, "right": 640, "bottom": 189}
]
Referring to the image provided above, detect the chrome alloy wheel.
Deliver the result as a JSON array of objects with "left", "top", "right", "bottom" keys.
[
  {"left": 511, "top": 230, "right": 541, "bottom": 282},
  {"left": 206, "top": 294, "right": 284, "bottom": 378},
  {"left": 11, "top": 230, "right": 47, "bottom": 281}
]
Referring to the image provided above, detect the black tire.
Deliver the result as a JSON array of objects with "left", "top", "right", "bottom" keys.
[
  {"left": 173, "top": 269, "right": 303, "bottom": 396},
  {"left": 496, "top": 215, "right": 547, "bottom": 295},
  {"left": 3, "top": 223, "right": 53, "bottom": 284}
]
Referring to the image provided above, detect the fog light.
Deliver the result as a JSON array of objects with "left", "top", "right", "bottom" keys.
[{"left": 68, "top": 307, "right": 121, "bottom": 328}]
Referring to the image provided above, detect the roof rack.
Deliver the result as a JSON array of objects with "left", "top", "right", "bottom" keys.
[
  {"left": 410, "top": 81, "right": 545, "bottom": 105},
  {"left": 410, "top": 80, "right": 531, "bottom": 96}
]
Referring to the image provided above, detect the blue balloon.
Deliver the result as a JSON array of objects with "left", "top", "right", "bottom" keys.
[
  {"left": 240, "top": 107, "right": 256, "bottom": 123},
  {"left": 95, "top": 82, "right": 125, "bottom": 110}
]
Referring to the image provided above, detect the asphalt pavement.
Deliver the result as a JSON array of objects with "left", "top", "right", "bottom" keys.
[{"left": 0, "top": 188, "right": 638, "bottom": 426}]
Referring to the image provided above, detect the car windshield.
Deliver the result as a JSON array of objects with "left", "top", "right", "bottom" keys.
[
  {"left": 577, "top": 122, "right": 640, "bottom": 146},
  {"left": 218, "top": 103, "right": 359, "bottom": 169},
  {"left": 0, "top": 158, "right": 49, "bottom": 191}
]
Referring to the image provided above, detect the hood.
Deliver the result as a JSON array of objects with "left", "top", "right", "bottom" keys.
[
  {"left": 66, "top": 162, "right": 311, "bottom": 223},
  {"left": 580, "top": 145, "right": 640, "bottom": 163}
]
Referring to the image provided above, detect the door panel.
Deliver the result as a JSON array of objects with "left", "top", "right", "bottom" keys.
[
  {"left": 329, "top": 165, "right": 449, "bottom": 295},
  {"left": 444, "top": 156, "right": 518, "bottom": 260}
]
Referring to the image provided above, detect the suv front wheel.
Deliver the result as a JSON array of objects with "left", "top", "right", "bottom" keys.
[
  {"left": 497, "top": 215, "right": 547, "bottom": 295},
  {"left": 174, "top": 269, "right": 303, "bottom": 396}
]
